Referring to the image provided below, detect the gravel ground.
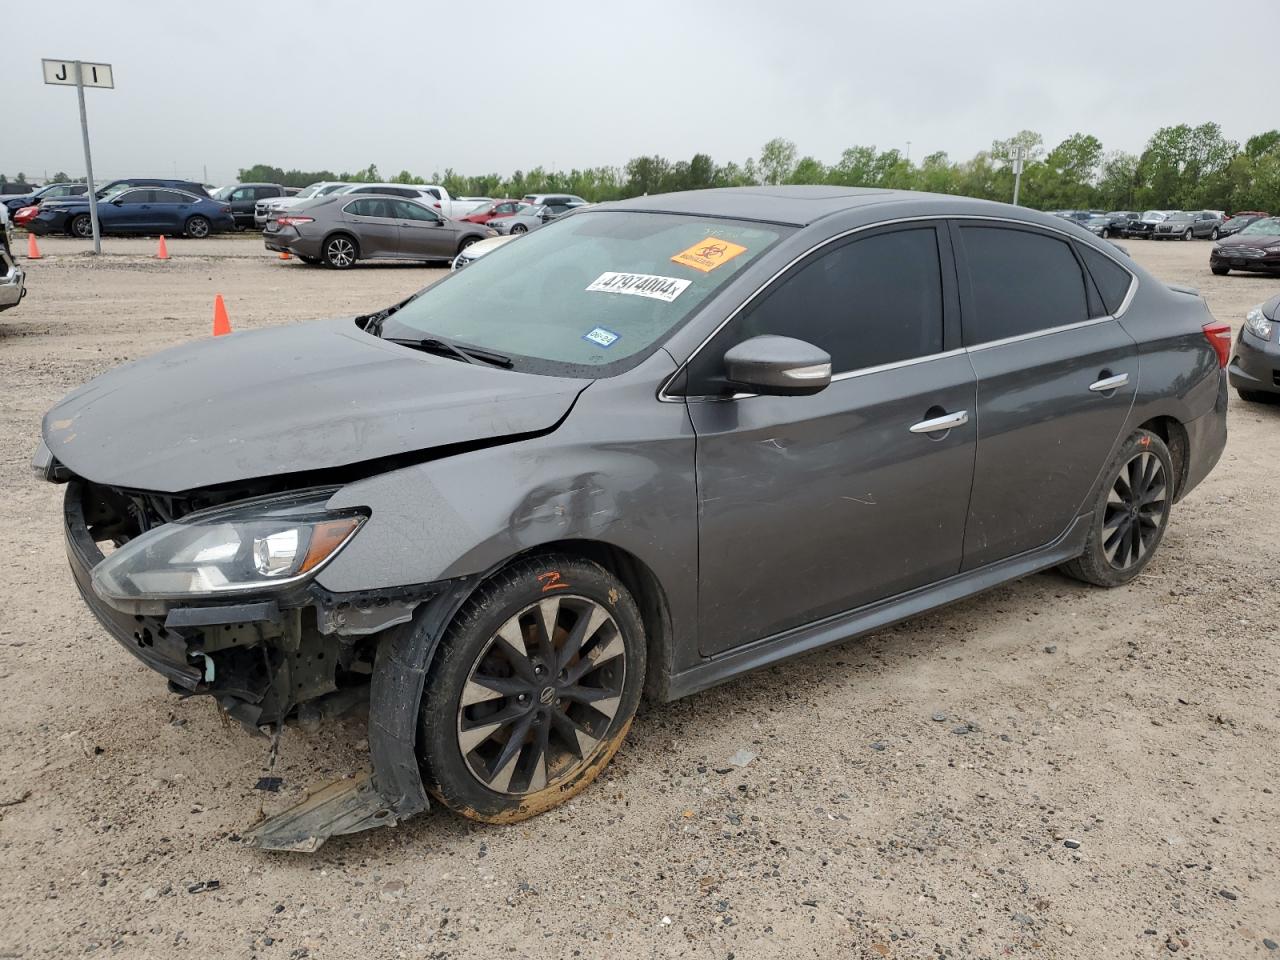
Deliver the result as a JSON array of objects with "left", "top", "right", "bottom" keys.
[{"left": 0, "top": 233, "right": 1277, "bottom": 960}]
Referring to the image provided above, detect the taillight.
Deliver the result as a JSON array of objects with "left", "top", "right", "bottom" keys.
[
  {"left": 276, "top": 216, "right": 314, "bottom": 227},
  {"left": 1202, "top": 321, "right": 1232, "bottom": 368}
]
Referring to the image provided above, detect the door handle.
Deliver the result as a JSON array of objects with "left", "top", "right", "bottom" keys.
[
  {"left": 909, "top": 410, "right": 969, "bottom": 434},
  {"left": 1088, "top": 372, "right": 1129, "bottom": 393}
]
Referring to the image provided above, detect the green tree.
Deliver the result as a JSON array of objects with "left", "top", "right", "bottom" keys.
[
  {"left": 1095, "top": 152, "right": 1140, "bottom": 210},
  {"left": 49, "top": 171, "right": 72, "bottom": 183},
  {"left": 758, "top": 138, "right": 797, "bottom": 185},
  {"left": 788, "top": 156, "right": 826, "bottom": 184}
]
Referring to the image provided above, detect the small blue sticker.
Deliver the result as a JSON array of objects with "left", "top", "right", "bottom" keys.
[{"left": 583, "top": 327, "right": 620, "bottom": 348}]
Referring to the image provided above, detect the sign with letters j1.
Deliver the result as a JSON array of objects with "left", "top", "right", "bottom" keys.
[{"left": 42, "top": 60, "right": 114, "bottom": 88}]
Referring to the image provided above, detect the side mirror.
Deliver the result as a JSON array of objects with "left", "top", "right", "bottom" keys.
[
  {"left": 111, "top": 198, "right": 124, "bottom": 205},
  {"left": 723, "top": 335, "right": 832, "bottom": 397}
]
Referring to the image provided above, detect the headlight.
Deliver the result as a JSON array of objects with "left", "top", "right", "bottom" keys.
[
  {"left": 91, "top": 490, "right": 365, "bottom": 608},
  {"left": 1244, "top": 305, "right": 1274, "bottom": 341}
]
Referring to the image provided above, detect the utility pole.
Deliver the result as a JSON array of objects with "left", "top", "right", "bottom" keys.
[
  {"left": 905, "top": 140, "right": 912, "bottom": 162},
  {"left": 1011, "top": 145, "right": 1026, "bottom": 206}
]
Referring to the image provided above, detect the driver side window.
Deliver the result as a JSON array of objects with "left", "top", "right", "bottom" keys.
[{"left": 686, "top": 226, "right": 946, "bottom": 394}]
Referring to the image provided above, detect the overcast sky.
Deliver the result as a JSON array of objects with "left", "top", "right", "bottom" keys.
[{"left": 2, "top": 0, "right": 1273, "bottom": 185}]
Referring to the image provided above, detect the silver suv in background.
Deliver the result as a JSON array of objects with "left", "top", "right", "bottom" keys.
[
  {"left": 255, "top": 181, "right": 353, "bottom": 228},
  {"left": 1153, "top": 211, "right": 1225, "bottom": 240},
  {"left": 0, "top": 206, "right": 26, "bottom": 313}
]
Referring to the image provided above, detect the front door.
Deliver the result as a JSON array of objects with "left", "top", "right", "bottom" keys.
[
  {"left": 951, "top": 222, "right": 1138, "bottom": 569},
  {"left": 392, "top": 199, "right": 454, "bottom": 260},
  {"left": 110, "top": 189, "right": 156, "bottom": 232},
  {"left": 684, "top": 224, "right": 977, "bottom": 656}
]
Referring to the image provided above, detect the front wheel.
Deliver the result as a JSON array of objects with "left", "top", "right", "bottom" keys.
[
  {"left": 1101, "top": 227, "right": 1111, "bottom": 239},
  {"left": 418, "top": 555, "right": 646, "bottom": 824},
  {"left": 1237, "top": 389, "right": 1272, "bottom": 403},
  {"left": 457, "top": 235, "right": 480, "bottom": 255},
  {"left": 1210, "top": 227, "right": 1220, "bottom": 240},
  {"left": 1211, "top": 265, "right": 1229, "bottom": 276},
  {"left": 510, "top": 223, "right": 528, "bottom": 235},
  {"left": 1060, "top": 429, "right": 1174, "bottom": 587},
  {"left": 185, "top": 216, "right": 211, "bottom": 239},
  {"left": 71, "top": 214, "right": 93, "bottom": 239},
  {"left": 1183, "top": 228, "right": 1193, "bottom": 241}
]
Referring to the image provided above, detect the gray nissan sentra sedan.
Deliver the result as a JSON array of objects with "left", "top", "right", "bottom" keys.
[{"left": 36, "top": 186, "right": 1228, "bottom": 850}]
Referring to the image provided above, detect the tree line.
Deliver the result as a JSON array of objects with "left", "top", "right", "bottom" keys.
[{"left": 238, "top": 124, "right": 1280, "bottom": 214}]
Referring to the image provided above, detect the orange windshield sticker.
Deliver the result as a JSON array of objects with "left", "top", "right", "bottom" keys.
[{"left": 671, "top": 237, "right": 748, "bottom": 273}]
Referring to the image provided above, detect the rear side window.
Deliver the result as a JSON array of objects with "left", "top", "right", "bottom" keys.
[
  {"left": 152, "top": 190, "right": 188, "bottom": 203},
  {"left": 959, "top": 227, "right": 1088, "bottom": 344},
  {"left": 1076, "top": 244, "right": 1133, "bottom": 316},
  {"left": 688, "top": 226, "right": 945, "bottom": 389}
]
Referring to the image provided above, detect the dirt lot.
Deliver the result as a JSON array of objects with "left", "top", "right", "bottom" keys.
[{"left": 0, "top": 233, "right": 1277, "bottom": 960}]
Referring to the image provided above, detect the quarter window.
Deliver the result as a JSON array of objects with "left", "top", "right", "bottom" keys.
[
  {"left": 688, "top": 227, "right": 945, "bottom": 391},
  {"left": 1076, "top": 244, "right": 1133, "bottom": 316},
  {"left": 958, "top": 226, "right": 1089, "bottom": 345}
]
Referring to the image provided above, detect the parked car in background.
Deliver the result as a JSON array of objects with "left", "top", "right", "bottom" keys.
[
  {"left": 520, "top": 193, "right": 588, "bottom": 215},
  {"left": 1101, "top": 211, "right": 1141, "bottom": 238},
  {"left": 1232, "top": 210, "right": 1269, "bottom": 219},
  {"left": 1218, "top": 214, "right": 1265, "bottom": 238},
  {"left": 459, "top": 199, "right": 524, "bottom": 225},
  {"left": 256, "top": 182, "right": 354, "bottom": 227},
  {"left": 1210, "top": 216, "right": 1280, "bottom": 275},
  {"left": 1228, "top": 294, "right": 1280, "bottom": 401},
  {"left": 28, "top": 188, "right": 235, "bottom": 238},
  {"left": 3, "top": 182, "right": 89, "bottom": 212},
  {"left": 450, "top": 234, "right": 517, "bottom": 270},
  {"left": 213, "top": 183, "right": 288, "bottom": 229},
  {"left": 1154, "top": 211, "right": 1223, "bottom": 240},
  {"left": 335, "top": 184, "right": 488, "bottom": 220},
  {"left": 1081, "top": 214, "right": 1112, "bottom": 238},
  {"left": 1126, "top": 210, "right": 1177, "bottom": 239},
  {"left": 13, "top": 205, "right": 41, "bottom": 227},
  {"left": 38, "top": 186, "right": 1228, "bottom": 846},
  {"left": 262, "top": 193, "right": 495, "bottom": 268},
  {"left": 489, "top": 203, "right": 563, "bottom": 235},
  {"left": 0, "top": 206, "right": 25, "bottom": 314}
]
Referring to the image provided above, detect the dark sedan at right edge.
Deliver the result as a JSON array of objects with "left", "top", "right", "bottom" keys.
[
  {"left": 265, "top": 193, "right": 495, "bottom": 267},
  {"left": 1211, "top": 216, "right": 1280, "bottom": 275},
  {"left": 1228, "top": 294, "right": 1280, "bottom": 401},
  {"left": 38, "top": 186, "right": 1228, "bottom": 850}
]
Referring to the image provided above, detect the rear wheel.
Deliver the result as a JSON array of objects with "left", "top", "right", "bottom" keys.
[
  {"left": 70, "top": 214, "right": 93, "bottom": 239},
  {"left": 1236, "top": 389, "right": 1273, "bottom": 403},
  {"left": 185, "top": 216, "right": 211, "bottom": 239},
  {"left": 322, "top": 234, "right": 357, "bottom": 268},
  {"left": 418, "top": 555, "right": 645, "bottom": 824},
  {"left": 1060, "top": 429, "right": 1174, "bottom": 587}
]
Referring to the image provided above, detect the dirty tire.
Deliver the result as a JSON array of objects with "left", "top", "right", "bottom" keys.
[
  {"left": 1060, "top": 429, "right": 1174, "bottom": 587},
  {"left": 418, "top": 555, "right": 646, "bottom": 824}
]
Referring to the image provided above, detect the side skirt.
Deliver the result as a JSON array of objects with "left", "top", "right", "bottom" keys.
[{"left": 666, "top": 515, "right": 1091, "bottom": 701}]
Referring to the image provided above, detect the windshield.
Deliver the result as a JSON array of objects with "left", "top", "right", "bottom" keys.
[
  {"left": 1085, "top": 216, "right": 1108, "bottom": 225},
  {"left": 382, "top": 211, "right": 789, "bottom": 376},
  {"left": 1241, "top": 218, "right": 1280, "bottom": 236},
  {"left": 1167, "top": 213, "right": 1193, "bottom": 222},
  {"left": 1141, "top": 211, "right": 1165, "bottom": 221},
  {"left": 211, "top": 186, "right": 234, "bottom": 200}
]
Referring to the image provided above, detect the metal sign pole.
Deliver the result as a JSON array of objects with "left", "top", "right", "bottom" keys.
[
  {"left": 1012, "top": 146, "right": 1025, "bottom": 207},
  {"left": 74, "top": 61, "right": 101, "bottom": 254}
]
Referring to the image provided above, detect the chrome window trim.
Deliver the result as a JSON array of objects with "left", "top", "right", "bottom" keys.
[{"left": 657, "top": 213, "right": 1140, "bottom": 403}]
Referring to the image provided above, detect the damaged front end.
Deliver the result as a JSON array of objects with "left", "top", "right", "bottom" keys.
[{"left": 60, "top": 475, "right": 463, "bottom": 851}]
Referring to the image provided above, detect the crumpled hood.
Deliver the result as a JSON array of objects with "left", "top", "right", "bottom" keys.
[{"left": 43, "top": 317, "right": 587, "bottom": 493}]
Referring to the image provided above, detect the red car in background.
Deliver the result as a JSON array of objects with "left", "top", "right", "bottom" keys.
[{"left": 459, "top": 199, "right": 523, "bottom": 225}]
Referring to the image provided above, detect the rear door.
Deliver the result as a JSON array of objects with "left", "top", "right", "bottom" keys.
[
  {"left": 952, "top": 222, "right": 1138, "bottom": 569},
  {"left": 342, "top": 198, "right": 399, "bottom": 257},
  {"left": 686, "top": 223, "right": 976, "bottom": 655},
  {"left": 151, "top": 189, "right": 194, "bottom": 234},
  {"left": 392, "top": 199, "right": 453, "bottom": 259}
]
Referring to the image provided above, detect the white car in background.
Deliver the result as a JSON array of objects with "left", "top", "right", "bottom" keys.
[
  {"left": 450, "top": 234, "right": 516, "bottom": 270},
  {"left": 0, "top": 205, "right": 26, "bottom": 313}
]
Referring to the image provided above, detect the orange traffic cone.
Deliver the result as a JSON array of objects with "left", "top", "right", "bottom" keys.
[
  {"left": 212, "top": 294, "right": 231, "bottom": 337},
  {"left": 27, "top": 233, "right": 41, "bottom": 259},
  {"left": 278, "top": 250, "right": 291, "bottom": 261},
  {"left": 155, "top": 235, "right": 170, "bottom": 260}
]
